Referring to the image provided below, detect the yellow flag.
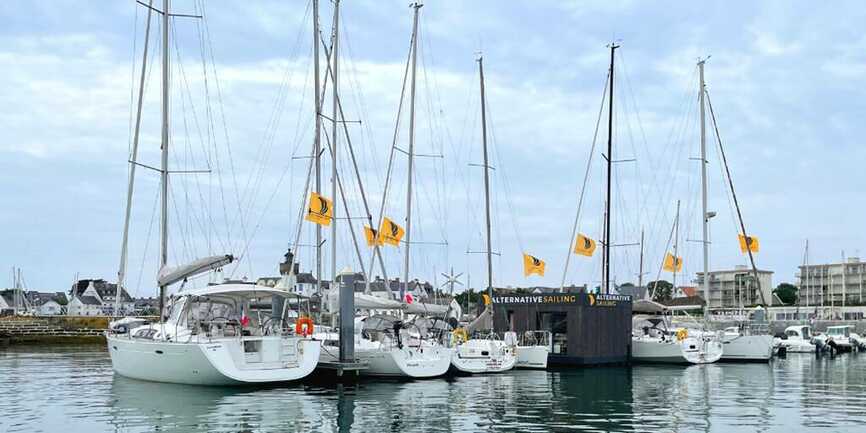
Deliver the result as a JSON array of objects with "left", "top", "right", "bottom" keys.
[
  {"left": 304, "top": 192, "right": 333, "bottom": 226},
  {"left": 482, "top": 294, "right": 491, "bottom": 306},
  {"left": 523, "top": 253, "right": 546, "bottom": 277},
  {"left": 738, "top": 234, "right": 759, "bottom": 253},
  {"left": 364, "top": 225, "right": 383, "bottom": 247},
  {"left": 663, "top": 253, "right": 683, "bottom": 272},
  {"left": 380, "top": 217, "right": 405, "bottom": 246},
  {"left": 573, "top": 233, "right": 596, "bottom": 257}
]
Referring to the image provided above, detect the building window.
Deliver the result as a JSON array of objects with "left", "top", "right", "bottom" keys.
[{"left": 539, "top": 312, "right": 568, "bottom": 355}]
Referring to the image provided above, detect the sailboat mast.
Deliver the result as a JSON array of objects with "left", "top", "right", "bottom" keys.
[
  {"left": 158, "top": 0, "right": 170, "bottom": 321},
  {"left": 672, "top": 200, "right": 680, "bottom": 291},
  {"left": 478, "top": 56, "right": 493, "bottom": 300},
  {"left": 313, "top": 0, "right": 323, "bottom": 295},
  {"left": 330, "top": 0, "right": 340, "bottom": 287},
  {"left": 603, "top": 43, "right": 618, "bottom": 294},
  {"left": 638, "top": 228, "right": 644, "bottom": 290},
  {"left": 698, "top": 59, "right": 710, "bottom": 317},
  {"left": 402, "top": 2, "right": 421, "bottom": 301},
  {"left": 117, "top": 0, "right": 154, "bottom": 316}
]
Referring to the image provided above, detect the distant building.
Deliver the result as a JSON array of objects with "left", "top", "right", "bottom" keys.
[
  {"left": 695, "top": 266, "right": 775, "bottom": 308},
  {"left": 25, "top": 291, "right": 68, "bottom": 315},
  {"left": 529, "top": 285, "right": 588, "bottom": 294},
  {"left": 68, "top": 279, "right": 135, "bottom": 315},
  {"left": 798, "top": 257, "right": 866, "bottom": 307},
  {"left": 615, "top": 284, "right": 646, "bottom": 299}
]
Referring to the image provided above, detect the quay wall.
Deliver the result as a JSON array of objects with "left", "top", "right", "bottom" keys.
[{"left": 0, "top": 316, "right": 114, "bottom": 344}]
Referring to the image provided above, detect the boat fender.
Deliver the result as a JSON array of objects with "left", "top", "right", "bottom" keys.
[
  {"left": 452, "top": 328, "right": 469, "bottom": 344},
  {"left": 295, "top": 316, "right": 315, "bottom": 337}
]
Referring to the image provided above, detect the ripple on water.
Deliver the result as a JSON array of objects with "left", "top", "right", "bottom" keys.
[{"left": 4, "top": 346, "right": 866, "bottom": 432}]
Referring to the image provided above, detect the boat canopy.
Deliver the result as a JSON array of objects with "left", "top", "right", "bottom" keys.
[
  {"left": 158, "top": 254, "right": 234, "bottom": 287},
  {"left": 178, "top": 283, "right": 303, "bottom": 299}
]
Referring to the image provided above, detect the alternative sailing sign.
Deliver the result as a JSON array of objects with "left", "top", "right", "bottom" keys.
[{"left": 492, "top": 293, "right": 630, "bottom": 307}]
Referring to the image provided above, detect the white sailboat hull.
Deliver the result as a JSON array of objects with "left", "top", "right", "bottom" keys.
[
  {"left": 515, "top": 345, "right": 549, "bottom": 369},
  {"left": 632, "top": 337, "right": 722, "bottom": 364},
  {"left": 316, "top": 333, "right": 452, "bottom": 378},
  {"left": 358, "top": 346, "right": 453, "bottom": 378},
  {"left": 107, "top": 334, "right": 321, "bottom": 386},
  {"left": 451, "top": 339, "right": 517, "bottom": 373},
  {"left": 720, "top": 334, "right": 774, "bottom": 361}
]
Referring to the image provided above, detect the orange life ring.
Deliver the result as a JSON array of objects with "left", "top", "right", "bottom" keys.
[{"left": 295, "top": 316, "right": 315, "bottom": 336}]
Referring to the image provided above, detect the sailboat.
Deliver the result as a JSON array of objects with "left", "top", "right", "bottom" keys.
[
  {"left": 632, "top": 202, "right": 723, "bottom": 364},
  {"left": 106, "top": 0, "right": 320, "bottom": 385},
  {"left": 312, "top": 1, "right": 452, "bottom": 378},
  {"left": 449, "top": 56, "right": 517, "bottom": 374},
  {"left": 695, "top": 60, "right": 773, "bottom": 362}
]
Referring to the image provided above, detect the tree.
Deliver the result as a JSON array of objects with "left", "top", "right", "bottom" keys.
[
  {"left": 647, "top": 280, "right": 673, "bottom": 302},
  {"left": 773, "top": 283, "right": 798, "bottom": 305}
]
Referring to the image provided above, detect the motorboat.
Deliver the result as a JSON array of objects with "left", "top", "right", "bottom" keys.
[
  {"left": 719, "top": 326, "right": 774, "bottom": 362},
  {"left": 815, "top": 325, "right": 865, "bottom": 353},
  {"left": 107, "top": 284, "right": 321, "bottom": 385},
  {"left": 774, "top": 325, "right": 815, "bottom": 353},
  {"left": 515, "top": 330, "right": 551, "bottom": 369}
]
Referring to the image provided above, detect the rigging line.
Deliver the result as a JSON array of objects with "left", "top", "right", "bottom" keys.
[
  {"left": 560, "top": 71, "right": 609, "bottom": 290},
  {"left": 649, "top": 204, "right": 679, "bottom": 300},
  {"left": 485, "top": 85, "right": 525, "bottom": 253},
  {"left": 134, "top": 188, "right": 161, "bottom": 297},
  {"left": 195, "top": 3, "right": 232, "bottom": 262},
  {"left": 127, "top": 4, "right": 140, "bottom": 155},
  {"left": 417, "top": 34, "right": 448, "bottom": 246},
  {"left": 642, "top": 65, "right": 698, "bottom": 244},
  {"left": 647, "top": 69, "right": 700, "bottom": 266},
  {"left": 239, "top": 3, "right": 312, "bottom": 233},
  {"left": 705, "top": 89, "right": 767, "bottom": 306},
  {"left": 338, "top": 9, "right": 386, "bottom": 196},
  {"left": 365, "top": 27, "right": 414, "bottom": 283},
  {"left": 418, "top": 22, "right": 451, "bottom": 257},
  {"left": 318, "top": 39, "right": 390, "bottom": 282},
  {"left": 171, "top": 21, "right": 225, "bottom": 256},
  {"left": 200, "top": 4, "right": 252, "bottom": 277}
]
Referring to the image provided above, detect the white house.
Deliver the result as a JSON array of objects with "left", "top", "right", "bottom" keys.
[
  {"left": 25, "top": 292, "right": 68, "bottom": 315},
  {"left": 68, "top": 279, "right": 135, "bottom": 315},
  {"left": 67, "top": 295, "right": 103, "bottom": 316}
]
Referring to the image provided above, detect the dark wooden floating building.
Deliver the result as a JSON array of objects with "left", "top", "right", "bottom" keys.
[{"left": 492, "top": 292, "right": 632, "bottom": 366}]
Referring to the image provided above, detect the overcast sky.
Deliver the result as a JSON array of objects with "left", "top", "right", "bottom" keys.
[{"left": 2, "top": 1, "right": 865, "bottom": 297}]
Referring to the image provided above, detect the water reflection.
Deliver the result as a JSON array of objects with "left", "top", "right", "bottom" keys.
[{"left": 4, "top": 345, "right": 866, "bottom": 432}]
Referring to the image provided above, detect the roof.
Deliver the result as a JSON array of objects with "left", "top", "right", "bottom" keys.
[
  {"left": 77, "top": 296, "right": 102, "bottom": 306},
  {"left": 26, "top": 291, "right": 67, "bottom": 306},
  {"left": 71, "top": 279, "right": 133, "bottom": 302},
  {"left": 0, "top": 290, "right": 18, "bottom": 307}
]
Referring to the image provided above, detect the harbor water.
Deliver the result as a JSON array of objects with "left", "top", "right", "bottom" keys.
[{"left": 3, "top": 345, "right": 866, "bottom": 432}]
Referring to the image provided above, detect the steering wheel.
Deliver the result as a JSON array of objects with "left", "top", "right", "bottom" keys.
[{"left": 261, "top": 317, "right": 285, "bottom": 336}]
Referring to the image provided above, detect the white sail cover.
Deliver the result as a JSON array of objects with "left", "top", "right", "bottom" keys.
[
  {"left": 158, "top": 254, "right": 234, "bottom": 287},
  {"left": 325, "top": 290, "right": 405, "bottom": 312},
  {"left": 404, "top": 300, "right": 451, "bottom": 316}
]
